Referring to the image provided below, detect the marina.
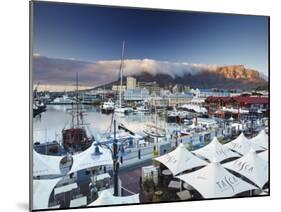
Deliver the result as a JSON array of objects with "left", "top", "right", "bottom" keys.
[
  {"left": 33, "top": 86, "right": 269, "bottom": 209},
  {"left": 32, "top": 40, "right": 269, "bottom": 210},
  {"left": 30, "top": 3, "right": 269, "bottom": 210}
]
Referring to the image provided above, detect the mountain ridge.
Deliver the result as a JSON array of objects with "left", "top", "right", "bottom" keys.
[{"left": 98, "top": 65, "right": 267, "bottom": 90}]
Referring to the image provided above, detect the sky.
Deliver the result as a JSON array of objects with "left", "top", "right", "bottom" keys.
[{"left": 32, "top": 1, "right": 269, "bottom": 90}]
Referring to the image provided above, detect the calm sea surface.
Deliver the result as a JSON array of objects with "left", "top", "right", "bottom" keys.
[{"left": 33, "top": 105, "right": 176, "bottom": 144}]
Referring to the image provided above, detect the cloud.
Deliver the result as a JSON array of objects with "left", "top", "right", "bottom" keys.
[{"left": 32, "top": 55, "right": 220, "bottom": 88}]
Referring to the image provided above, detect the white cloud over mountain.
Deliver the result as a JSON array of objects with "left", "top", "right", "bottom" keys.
[{"left": 33, "top": 55, "right": 219, "bottom": 88}]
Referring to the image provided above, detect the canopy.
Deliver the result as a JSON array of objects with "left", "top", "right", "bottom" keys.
[
  {"left": 33, "top": 150, "right": 63, "bottom": 177},
  {"left": 154, "top": 143, "right": 208, "bottom": 175},
  {"left": 177, "top": 161, "right": 257, "bottom": 199},
  {"left": 223, "top": 149, "right": 268, "bottom": 188},
  {"left": 33, "top": 178, "right": 62, "bottom": 210},
  {"left": 70, "top": 143, "right": 112, "bottom": 173},
  {"left": 250, "top": 130, "right": 268, "bottom": 149},
  {"left": 258, "top": 150, "right": 268, "bottom": 161},
  {"left": 225, "top": 133, "right": 264, "bottom": 155},
  {"left": 193, "top": 137, "right": 240, "bottom": 162},
  {"left": 89, "top": 190, "right": 139, "bottom": 206}
]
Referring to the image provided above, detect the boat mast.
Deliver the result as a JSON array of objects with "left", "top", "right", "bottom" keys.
[
  {"left": 119, "top": 40, "right": 125, "bottom": 107},
  {"left": 76, "top": 72, "right": 79, "bottom": 127}
]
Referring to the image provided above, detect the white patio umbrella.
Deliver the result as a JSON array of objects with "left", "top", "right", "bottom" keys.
[
  {"left": 250, "top": 130, "right": 268, "bottom": 149},
  {"left": 258, "top": 150, "right": 268, "bottom": 161},
  {"left": 225, "top": 133, "right": 264, "bottom": 155},
  {"left": 33, "top": 177, "right": 62, "bottom": 210},
  {"left": 154, "top": 143, "right": 208, "bottom": 176},
  {"left": 223, "top": 149, "right": 268, "bottom": 188},
  {"left": 177, "top": 160, "right": 257, "bottom": 199},
  {"left": 33, "top": 150, "right": 64, "bottom": 177},
  {"left": 69, "top": 142, "right": 112, "bottom": 173},
  {"left": 89, "top": 190, "right": 139, "bottom": 206},
  {"left": 193, "top": 137, "right": 240, "bottom": 162}
]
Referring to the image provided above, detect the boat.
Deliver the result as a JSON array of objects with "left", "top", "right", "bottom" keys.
[
  {"left": 62, "top": 73, "right": 94, "bottom": 153},
  {"left": 33, "top": 82, "right": 47, "bottom": 117},
  {"left": 33, "top": 103, "right": 41, "bottom": 117},
  {"left": 136, "top": 104, "right": 149, "bottom": 112},
  {"left": 143, "top": 124, "right": 166, "bottom": 138},
  {"left": 167, "top": 110, "right": 191, "bottom": 123},
  {"left": 39, "top": 92, "right": 52, "bottom": 104},
  {"left": 81, "top": 93, "right": 100, "bottom": 105},
  {"left": 49, "top": 94, "right": 75, "bottom": 105},
  {"left": 101, "top": 100, "right": 115, "bottom": 113},
  {"left": 115, "top": 107, "right": 133, "bottom": 114}
]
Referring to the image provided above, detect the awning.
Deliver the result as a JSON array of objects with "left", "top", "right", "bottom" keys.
[
  {"left": 225, "top": 133, "right": 264, "bottom": 155},
  {"left": 33, "top": 178, "right": 62, "bottom": 210},
  {"left": 193, "top": 137, "right": 240, "bottom": 162},
  {"left": 223, "top": 149, "right": 268, "bottom": 188},
  {"left": 89, "top": 190, "right": 139, "bottom": 206},
  {"left": 154, "top": 143, "right": 208, "bottom": 175},
  {"left": 33, "top": 150, "right": 63, "bottom": 177},
  {"left": 177, "top": 161, "right": 257, "bottom": 199},
  {"left": 70, "top": 143, "right": 112, "bottom": 173},
  {"left": 250, "top": 130, "right": 268, "bottom": 149}
]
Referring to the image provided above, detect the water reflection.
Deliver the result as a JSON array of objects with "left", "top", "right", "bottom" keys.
[{"left": 33, "top": 105, "right": 168, "bottom": 143}]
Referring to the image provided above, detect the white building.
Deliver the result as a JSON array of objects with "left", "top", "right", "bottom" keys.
[
  {"left": 126, "top": 77, "right": 137, "bottom": 89},
  {"left": 112, "top": 85, "right": 126, "bottom": 93},
  {"left": 124, "top": 88, "right": 149, "bottom": 101}
]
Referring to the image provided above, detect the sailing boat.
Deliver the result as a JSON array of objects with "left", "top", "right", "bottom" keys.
[
  {"left": 143, "top": 109, "right": 166, "bottom": 143},
  {"left": 62, "top": 73, "right": 94, "bottom": 152},
  {"left": 114, "top": 40, "right": 133, "bottom": 114}
]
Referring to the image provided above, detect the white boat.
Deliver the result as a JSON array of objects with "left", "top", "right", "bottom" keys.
[
  {"left": 143, "top": 124, "right": 166, "bottom": 138},
  {"left": 101, "top": 100, "right": 115, "bottom": 113},
  {"left": 115, "top": 106, "right": 133, "bottom": 114},
  {"left": 50, "top": 94, "right": 75, "bottom": 104},
  {"left": 136, "top": 105, "right": 149, "bottom": 112}
]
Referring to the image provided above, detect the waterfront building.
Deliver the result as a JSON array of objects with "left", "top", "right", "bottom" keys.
[
  {"left": 112, "top": 85, "right": 127, "bottom": 93},
  {"left": 199, "top": 89, "right": 231, "bottom": 98},
  {"left": 159, "top": 89, "right": 171, "bottom": 97},
  {"left": 148, "top": 92, "right": 194, "bottom": 108},
  {"left": 81, "top": 93, "right": 100, "bottom": 105},
  {"left": 189, "top": 88, "right": 201, "bottom": 97},
  {"left": 205, "top": 95, "right": 269, "bottom": 120},
  {"left": 126, "top": 77, "right": 137, "bottom": 89},
  {"left": 148, "top": 95, "right": 169, "bottom": 108},
  {"left": 166, "top": 92, "right": 194, "bottom": 107},
  {"left": 138, "top": 81, "right": 161, "bottom": 95},
  {"left": 190, "top": 88, "right": 241, "bottom": 98},
  {"left": 124, "top": 88, "right": 149, "bottom": 101}
]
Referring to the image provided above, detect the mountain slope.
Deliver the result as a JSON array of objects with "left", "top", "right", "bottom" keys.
[{"left": 98, "top": 65, "right": 267, "bottom": 90}]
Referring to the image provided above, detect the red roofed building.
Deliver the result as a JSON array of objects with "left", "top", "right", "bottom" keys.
[{"left": 205, "top": 95, "right": 269, "bottom": 120}]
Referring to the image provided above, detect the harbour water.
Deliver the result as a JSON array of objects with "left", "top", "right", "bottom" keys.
[{"left": 33, "top": 105, "right": 171, "bottom": 144}]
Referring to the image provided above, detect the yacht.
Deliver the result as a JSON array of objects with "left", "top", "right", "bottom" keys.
[
  {"left": 115, "top": 106, "right": 133, "bottom": 114},
  {"left": 136, "top": 103, "right": 149, "bottom": 112},
  {"left": 101, "top": 100, "right": 115, "bottom": 113},
  {"left": 62, "top": 73, "right": 94, "bottom": 153},
  {"left": 50, "top": 94, "right": 75, "bottom": 105}
]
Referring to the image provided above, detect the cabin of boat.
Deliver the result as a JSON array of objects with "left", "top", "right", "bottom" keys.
[{"left": 62, "top": 128, "right": 92, "bottom": 152}]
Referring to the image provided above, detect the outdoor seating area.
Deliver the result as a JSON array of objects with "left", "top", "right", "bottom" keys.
[
  {"left": 32, "top": 127, "right": 268, "bottom": 209},
  {"left": 140, "top": 129, "right": 269, "bottom": 202}
]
